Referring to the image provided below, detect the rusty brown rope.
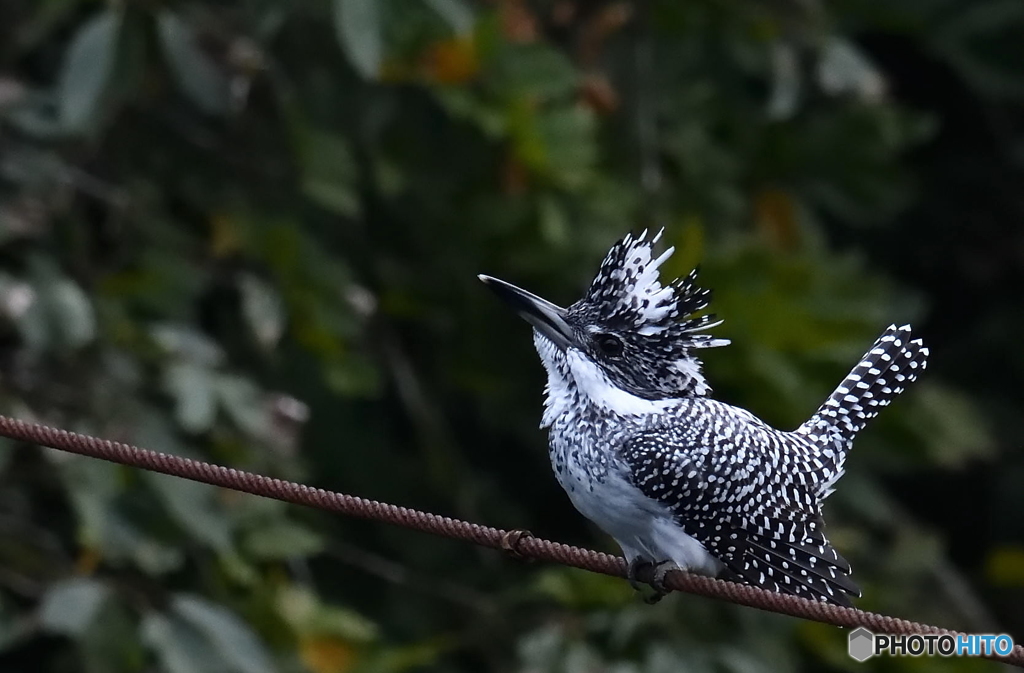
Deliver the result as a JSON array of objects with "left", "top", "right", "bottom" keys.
[{"left": 2, "top": 414, "right": 1021, "bottom": 667}]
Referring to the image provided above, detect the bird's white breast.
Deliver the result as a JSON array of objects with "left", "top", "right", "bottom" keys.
[
  {"left": 554, "top": 448, "right": 722, "bottom": 575},
  {"left": 533, "top": 330, "right": 722, "bottom": 576}
]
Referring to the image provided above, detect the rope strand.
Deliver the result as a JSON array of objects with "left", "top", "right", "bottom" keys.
[{"left": 2, "top": 414, "right": 1020, "bottom": 667}]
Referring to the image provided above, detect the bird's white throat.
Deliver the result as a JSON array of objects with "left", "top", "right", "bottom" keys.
[{"left": 533, "top": 331, "right": 681, "bottom": 421}]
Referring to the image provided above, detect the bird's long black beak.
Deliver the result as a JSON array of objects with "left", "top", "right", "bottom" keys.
[{"left": 478, "top": 274, "right": 574, "bottom": 350}]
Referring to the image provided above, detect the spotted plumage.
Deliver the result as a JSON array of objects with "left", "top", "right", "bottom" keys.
[{"left": 479, "top": 231, "right": 928, "bottom": 605}]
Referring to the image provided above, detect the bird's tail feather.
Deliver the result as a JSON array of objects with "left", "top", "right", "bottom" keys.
[{"left": 798, "top": 324, "right": 928, "bottom": 445}]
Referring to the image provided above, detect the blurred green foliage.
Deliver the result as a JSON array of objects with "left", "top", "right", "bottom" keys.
[{"left": 0, "top": 0, "right": 1021, "bottom": 671}]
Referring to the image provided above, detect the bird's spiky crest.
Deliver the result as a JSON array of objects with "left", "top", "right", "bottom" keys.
[{"left": 582, "top": 230, "right": 729, "bottom": 349}]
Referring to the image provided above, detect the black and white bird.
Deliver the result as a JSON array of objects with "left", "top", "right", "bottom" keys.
[{"left": 479, "top": 230, "right": 928, "bottom": 606}]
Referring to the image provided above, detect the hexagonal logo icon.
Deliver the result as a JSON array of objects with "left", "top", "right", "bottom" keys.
[{"left": 848, "top": 627, "right": 875, "bottom": 662}]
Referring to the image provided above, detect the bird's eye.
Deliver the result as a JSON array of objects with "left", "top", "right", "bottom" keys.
[{"left": 595, "top": 334, "right": 624, "bottom": 357}]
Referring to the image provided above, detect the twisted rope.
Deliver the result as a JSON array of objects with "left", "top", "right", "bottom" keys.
[{"left": 2, "top": 414, "right": 1020, "bottom": 667}]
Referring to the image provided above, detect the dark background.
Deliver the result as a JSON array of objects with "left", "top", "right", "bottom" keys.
[{"left": 1, "top": 1, "right": 1022, "bottom": 671}]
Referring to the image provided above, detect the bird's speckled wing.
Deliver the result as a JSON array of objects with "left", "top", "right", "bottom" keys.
[{"left": 620, "top": 421, "right": 860, "bottom": 606}]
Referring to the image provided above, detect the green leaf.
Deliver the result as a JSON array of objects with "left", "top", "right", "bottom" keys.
[
  {"left": 151, "top": 323, "right": 226, "bottom": 367},
  {"left": 534, "top": 105, "right": 597, "bottom": 189},
  {"left": 242, "top": 522, "right": 324, "bottom": 560},
  {"left": 492, "top": 44, "right": 578, "bottom": 100},
  {"left": 239, "top": 274, "right": 285, "bottom": 351},
  {"left": 143, "top": 472, "right": 233, "bottom": 551},
  {"left": 432, "top": 88, "right": 506, "bottom": 137},
  {"left": 38, "top": 578, "right": 110, "bottom": 637},
  {"left": 816, "top": 36, "right": 885, "bottom": 102},
  {"left": 18, "top": 262, "right": 96, "bottom": 352},
  {"left": 530, "top": 567, "right": 633, "bottom": 609},
  {"left": 300, "top": 129, "right": 361, "bottom": 216},
  {"left": 563, "top": 643, "right": 601, "bottom": 673},
  {"left": 423, "top": 0, "right": 474, "bottom": 35},
  {"left": 102, "top": 513, "right": 185, "bottom": 575},
  {"left": 516, "top": 624, "right": 568, "bottom": 670},
  {"left": 362, "top": 639, "right": 454, "bottom": 672},
  {"left": 216, "top": 374, "right": 269, "bottom": 439},
  {"left": 163, "top": 362, "right": 217, "bottom": 433},
  {"left": 172, "top": 595, "right": 276, "bottom": 673},
  {"left": 218, "top": 552, "right": 260, "bottom": 587},
  {"left": 333, "top": 0, "right": 383, "bottom": 80},
  {"left": 767, "top": 41, "right": 800, "bottom": 120},
  {"left": 277, "top": 585, "right": 378, "bottom": 642},
  {"left": 537, "top": 196, "right": 569, "bottom": 246},
  {"left": 50, "top": 278, "right": 97, "bottom": 349},
  {"left": 57, "top": 9, "right": 121, "bottom": 133},
  {"left": 157, "top": 10, "right": 232, "bottom": 116},
  {"left": 48, "top": 449, "right": 119, "bottom": 542},
  {"left": 51, "top": 447, "right": 184, "bottom": 574},
  {"left": 324, "top": 357, "right": 382, "bottom": 397},
  {"left": 906, "top": 383, "right": 995, "bottom": 466},
  {"left": 143, "top": 612, "right": 225, "bottom": 673},
  {"left": 79, "top": 600, "right": 147, "bottom": 673}
]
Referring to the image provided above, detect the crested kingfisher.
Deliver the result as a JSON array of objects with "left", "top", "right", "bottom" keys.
[{"left": 479, "top": 230, "right": 927, "bottom": 605}]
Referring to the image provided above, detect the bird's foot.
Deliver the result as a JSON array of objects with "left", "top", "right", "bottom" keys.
[
  {"left": 627, "top": 558, "right": 679, "bottom": 603},
  {"left": 499, "top": 529, "right": 534, "bottom": 561},
  {"left": 627, "top": 557, "right": 650, "bottom": 592},
  {"left": 644, "top": 561, "right": 679, "bottom": 604}
]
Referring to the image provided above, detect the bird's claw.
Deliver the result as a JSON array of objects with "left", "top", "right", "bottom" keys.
[
  {"left": 500, "top": 529, "right": 534, "bottom": 561},
  {"left": 644, "top": 561, "right": 678, "bottom": 603},
  {"left": 627, "top": 556, "right": 649, "bottom": 592},
  {"left": 628, "top": 558, "right": 679, "bottom": 603}
]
